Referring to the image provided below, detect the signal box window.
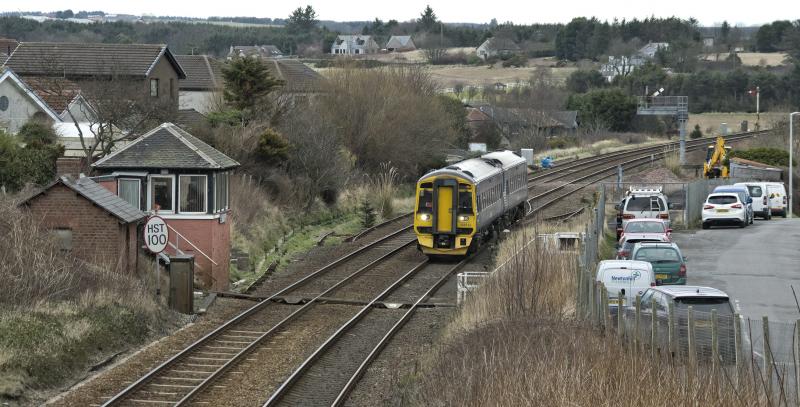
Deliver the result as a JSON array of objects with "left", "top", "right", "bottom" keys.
[
  {"left": 179, "top": 175, "right": 207, "bottom": 213},
  {"left": 150, "top": 176, "right": 174, "bottom": 212}
]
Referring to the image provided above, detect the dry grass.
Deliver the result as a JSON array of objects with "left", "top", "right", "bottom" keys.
[
  {"left": 425, "top": 65, "right": 577, "bottom": 88},
  {"left": 371, "top": 163, "right": 399, "bottom": 219},
  {"left": 687, "top": 112, "right": 787, "bottom": 137},
  {"left": 535, "top": 135, "right": 663, "bottom": 161},
  {"left": 664, "top": 146, "right": 683, "bottom": 178},
  {"left": 702, "top": 52, "right": 789, "bottom": 66}
]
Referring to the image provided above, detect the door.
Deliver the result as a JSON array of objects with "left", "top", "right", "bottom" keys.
[{"left": 437, "top": 185, "right": 454, "bottom": 233}]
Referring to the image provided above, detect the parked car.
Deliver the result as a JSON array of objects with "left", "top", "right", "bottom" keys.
[
  {"left": 702, "top": 193, "right": 748, "bottom": 229},
  {"left": 621, "top": 218, "right": 672, "bottom": 240},
  {"left": 616, "top": 233, "right": 670, "bottom": 259},
  {"left": 631, "top": 242, "right": 687, "bottom": 285},
  {"left": 734, "top": 182, "right": 771, "bottom": 220},
  {"left": 616, "top": 188, "right": 671, "bottom": 239},
  {"left": 766, "top": 182, "right": 788, "bottom": 218},
  {"left": 596, "top": 260, "right": 655, "bottom": 308},
  {"left": 712, "top": 185, "right": 754, "bottom": 225},
  {"left": 634, "top": 286, "right": 737, "bottom": 364}
]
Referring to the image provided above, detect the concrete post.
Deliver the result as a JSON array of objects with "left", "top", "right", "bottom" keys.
[
  {"left": 679, "top": 118, "right": 687, "bottom": 165},
  {"left": 734, "top": 313, "right": 743, "bottom": 385},
  {"left": 668, "top": 302, "right": 676, "bottom": 364},
  {"left": 794, "top": 320, "right": 800, "bottom": 407}
]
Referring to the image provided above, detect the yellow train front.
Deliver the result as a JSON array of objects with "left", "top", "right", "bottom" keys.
[{"left": 414, "top": 151, "right": 528, "bottom": 257}]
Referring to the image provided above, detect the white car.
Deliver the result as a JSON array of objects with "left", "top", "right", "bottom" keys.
[
  {"left": 766, "top": 182, "right": 788, "bottom": 218},
  {"left": 619, "top": 188, "right": 670, "bottom": 230},
  {"left": 734, "top": 182, "right": 771, "bottom": 220},
  {"left": 702, "top": 193, "right": 747, "bottom": 229},
  {"left": 596, "top": 260, "right": 656, "bottom": 307}
]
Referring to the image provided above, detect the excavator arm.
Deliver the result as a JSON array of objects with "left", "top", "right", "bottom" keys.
[{"left": 703, "top": 136, "right": 730, "bottom": 178}]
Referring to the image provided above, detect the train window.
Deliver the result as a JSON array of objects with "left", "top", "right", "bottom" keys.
[
  {"left": 420, "top": 182, "right": 433, "bottom": 188},
  {"left": 458, "top": 191, "right": 473, "bottom": 213},
  {"left": 418, "top": 190, "right": 432, "bottom": 210}
]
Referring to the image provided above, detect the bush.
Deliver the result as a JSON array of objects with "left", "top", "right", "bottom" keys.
[
  {"left": 730, "top": 147, "right": 795, "bottom": 166},
  {"left": 0, "top": 131, "right": 63, "bottom": 193},
  {"left": 566, "top": 88, "right": 637, "bottom": 132},
  {"left": 257, "top": 128, "right": 291, "bottom": 165},
  {"left": 501, "top": 54, "right": 527, "bottom": 67},
  {"left": 690, "top": 124, "right": 703, "bottom": 139}
]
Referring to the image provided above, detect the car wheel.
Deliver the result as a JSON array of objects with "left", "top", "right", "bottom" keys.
[
  {"left": 739, "top": 220, "right": 746, "bottom": 228},
  {"left": 702, "top": 222, "right": 709, "bottom": 230},
  {"left": 782, "top": 211, "right": 787, "bottom": 218}
]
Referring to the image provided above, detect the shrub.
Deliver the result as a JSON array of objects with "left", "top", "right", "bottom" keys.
[
  {"left": 257, "top": 128, "right": 291, "bottom": 165},
  {"left": 690, "top": 124, "right": 703, "bottom": 139},
  {"left": 502, "top": 54, "right": 527, "bottom": 67},
  {"left": 359, "top": 198, "right": 376, "bottom": 228},
  {"left": 730, "top": 147, "right": 795, "bottom": 166}
]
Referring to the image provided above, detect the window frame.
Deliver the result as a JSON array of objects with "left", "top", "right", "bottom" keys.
[
  {"left": 150, "top": 78, "right": 159, "bottom": 97},
  {"left": 117, "top": 178, "right": 142, "bottom": 210},
  {"left": 148, "top": 174, "right": 175, "bottom": 214},
  {"left": 178, "top": 174, "right": 208, "bottom": 215},
  {"left": 214, "top": 172, "right": 230, "bottom": 213}
]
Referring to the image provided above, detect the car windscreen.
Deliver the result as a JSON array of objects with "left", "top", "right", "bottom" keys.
[
  {"left": 745, "top": 185, "right": 763, "bottom": 197},
  {"left": 625, "top": 196, "right": 665, "bottom": 211},
  {"left": 634, "top": 247, "right": 680, "bottom": 263},
  {"left": 708, "top": 195, "right": 738, "bottom": 205},
  {"left": 625, "top": 222, "right": 666, "bottom": 233},
  {"left": 675, "top": 297, "right": 733, "bottom": 315}
]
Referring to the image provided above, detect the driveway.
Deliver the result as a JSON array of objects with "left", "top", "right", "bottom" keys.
[{"left": 672, "top": 218, "right": 800, "bottom": 322}]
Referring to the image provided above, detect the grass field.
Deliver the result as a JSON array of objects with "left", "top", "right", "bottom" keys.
[
  {"left": 701, "top": 52, "right": 788, "bottom": 66},
  {"left": 426, "top": 65, "right": 577, "bottom": 88},
  {"left": 687, "top": 112, "right": 787, "bottom": 136}
]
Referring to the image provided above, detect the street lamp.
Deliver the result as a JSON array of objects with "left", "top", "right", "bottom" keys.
[{"left": 791, "top": 112, "right": 799, "bottom": 219}]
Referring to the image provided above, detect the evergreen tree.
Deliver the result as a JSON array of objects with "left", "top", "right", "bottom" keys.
[
  {"left": 286, "top": 5, "right": 318, "bottom": 33},
  {"left": 222, "top": 57, "right": 283, "bottom": 122},
  {"left": 418, "top": 5, "right": 438, "bottom": 32},
  {"left": 359, "top": 199, "right": 376, "bottom": 228}
]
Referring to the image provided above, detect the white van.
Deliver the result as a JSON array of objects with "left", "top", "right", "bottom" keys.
[
  {"left": 734, "top": 182, "right": 771, "bottom": 219},
  {"left": 596, "top": 260, "right": 656, "bottom": 307},
  {"left": 766, "top": 182, "right": 788, "bottom": 218}
]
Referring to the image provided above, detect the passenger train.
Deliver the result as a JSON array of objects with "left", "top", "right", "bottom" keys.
[{"left": 413, "top": 150, "right": 528, "bottom": 257}]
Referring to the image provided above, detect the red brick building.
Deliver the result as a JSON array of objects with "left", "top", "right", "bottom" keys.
[
  {"left": 20, "top": 175, "right": 146, "bottom": 273},
  {"left": 91, "top": 123, "right": 239, "bottom": 290}
]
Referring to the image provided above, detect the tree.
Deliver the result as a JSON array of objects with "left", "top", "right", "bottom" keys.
[
  {"left": 417, "top": 5, "right": 438, "bottom": 32},
  {"left": 0, "top": 128, "right": 62, "bottom": 193},
  {"left": 566, "top": 88, "right": 637, "bottom": 132},
  {"left": 222, "top": 57, "right": 284, "bottom": 123},
  {"left": 17, "top": 120, "right": 57, "bottom": 148},
  {"left": 566, "top": 70, "right": 606, "bottom": 93},
  {"left": 257, "top": 128, "right": 291, "bottom": 165},
  {"left": 286, "top": 5, "right": 318, "bottom": 33},
  {"left": 690, "top": 124, "right": 703, "bottom": 139}
]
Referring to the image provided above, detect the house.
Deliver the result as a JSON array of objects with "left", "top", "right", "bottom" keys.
[
  {"left": 471, "top": 103, "right": 579, "bottom": 139},
  {"left": 19, "top": 175, "right": 146, "bottom": 274},
  {"left": 703, "top": 37, "right": 715, "bottom": 48},
  {"left": 91, "top": 122, "right": 240, "bottom": 290},
  {"left": 228, "top": 45, "right": 283, "bottom": 59},
  {"left": 385, "top": 36, "right": 416, "bottom": 52},
  {"left": 262, "top": 58, "right": 326, "bottom": 103},
  {"left": 599, "top": 55, "right": 645, "bottom": 82},
  {"left": 3, "top": 42, "right": 186, "bottom": 111},
  {"left": 0, "top": 38, "right": 18, "bottom": 59},
  {"left": 175, "top": 54, "right": 224, "bottom": 114},
  {"left": 638, "top": 42, "right": 669, "bottom": 59},
  {"left": 476, "top": 37, "right": 521, "bottom": 60},
  {"left": 0, "top": 68, "right": 63, "bottom": 133},
  {"left": 331, "top": 35, "right": 379, "bottom": 55}
]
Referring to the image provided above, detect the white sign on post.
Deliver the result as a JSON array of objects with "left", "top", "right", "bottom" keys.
[{"left": 144, "top": 216, "right": 169, "bottom": 253}]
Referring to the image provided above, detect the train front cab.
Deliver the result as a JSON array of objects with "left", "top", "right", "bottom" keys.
[{"left": 414, "top": 176, "right": 476, "bottom": 257}]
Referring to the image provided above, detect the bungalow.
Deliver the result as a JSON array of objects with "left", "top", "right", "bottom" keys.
[
  {"left": 175, "top": 54, "right": 224, "bottom": 114},
  {"left": 476, "top": 37, "right": 521, "bottom": 60},
  {"left": 331, "top": 35, "right": 379, "bottom": 55},
  {"left": 386, "top": 36, "right": 416, "bottom": 52},
  {"left": 91, "top": 122, "right": 240, "bottom": 290},
  {"left": 262, "top": 58, "right": 326, "bottom": 104}
]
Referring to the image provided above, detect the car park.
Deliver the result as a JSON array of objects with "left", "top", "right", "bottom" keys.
[
  {"left": 734, "top": 182, "right": 771, "bottom": 220},
  {"left": 596, "top": 260, "right": 655, "bottom": 308},
  {"left": 712, "top": 185, "right": 754, "bottom": 225},
  {"left": 616, "top": 188, "right": 670, "bottom": 239},
  {"left": 634, "top": 286, "right": 737, "bottom": 363},
  {"left": 702, "top": 193, "right": 748, "bottom": 229},
  {"left": 631, "top": 242, "right": 687, "bottom": 285},
  {"left": 766, "top": 182, "right": 788, "bottom": 218}
]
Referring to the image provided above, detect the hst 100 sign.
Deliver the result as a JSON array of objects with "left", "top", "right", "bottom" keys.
[{"left": 144, "top": 216, "right": 169, "bottom": 254}]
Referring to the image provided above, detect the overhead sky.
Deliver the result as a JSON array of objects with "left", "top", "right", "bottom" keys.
[{"left": 4, "top": 0, "right": 797, "bottom": 26}]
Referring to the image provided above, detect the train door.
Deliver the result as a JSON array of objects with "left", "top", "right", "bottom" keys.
[{"left": 433, "top": 179, "right": 458, "bottom": 248}]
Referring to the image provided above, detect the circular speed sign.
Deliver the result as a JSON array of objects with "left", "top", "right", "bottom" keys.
[{"left": 144, "top": 216, "right": 169, "bottom": 253}]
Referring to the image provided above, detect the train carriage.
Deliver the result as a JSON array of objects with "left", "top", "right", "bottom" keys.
[{"left": 414, "top": 150, "right": 528, "bottom": 257}]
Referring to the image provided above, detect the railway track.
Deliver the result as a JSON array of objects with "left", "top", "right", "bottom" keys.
[
  {"left": 526, "top": 131, "right": 765, "bottom": 215},
  {"left": 100, "top": 130, "right": 766, "bottom": 407},
  {"left": 101, "top": 226, "right": 417, "bottom": 406}
]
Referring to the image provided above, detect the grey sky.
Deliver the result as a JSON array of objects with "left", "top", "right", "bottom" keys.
[{"left": 4, "top": 0, "right": 797, "bottom": 26}]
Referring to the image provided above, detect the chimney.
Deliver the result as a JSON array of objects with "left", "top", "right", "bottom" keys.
[{"left": 55, "top": 157, "right": 83, "bottom": 179}]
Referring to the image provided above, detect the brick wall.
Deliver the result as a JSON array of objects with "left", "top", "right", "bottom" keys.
[
  {"left": 55, "top": 157, "right": 83, "bottom": 178},
  {"left": 164, "top": 216, "right": 230, "bottom": 291},
  {"left": 24, "top": 183, "right": 137, "bottom": 273}
]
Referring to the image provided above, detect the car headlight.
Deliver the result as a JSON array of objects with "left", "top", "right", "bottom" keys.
[
  {"left": 418, "top": 213, "right": 431, "bottom": 221},
  {"left": 458, "top": 215, "right": 469, "bottom": 222}
]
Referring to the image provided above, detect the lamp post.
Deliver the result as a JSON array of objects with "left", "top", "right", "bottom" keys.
[{"left": 791, "top": 112, "right": 799, "bottom": 219}]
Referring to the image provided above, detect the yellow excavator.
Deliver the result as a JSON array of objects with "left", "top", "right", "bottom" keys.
[{"left": 703, "top": 136, "right": 732, "bottom": 178}]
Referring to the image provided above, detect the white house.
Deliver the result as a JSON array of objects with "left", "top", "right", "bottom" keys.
[
  {"left": 476, "top": 37, "right": 521, "bottom": 60},
  {"left": 599, "top": 55, "right": 645, "bottom": 82},
  {"left": 386, "top": 36, "right": 416, "bottom": 52},
  {"left": 0, "top": 69, "right": 63, "bottom": 133},
  {"left": 175, "top": 54, "right": 224, "bottom": 114},
  {"left": 331, "top": 35, "right": 379, "bottom": 55},
  {"left": 638, "top": 42, "right": 669, "bottom": 59}
]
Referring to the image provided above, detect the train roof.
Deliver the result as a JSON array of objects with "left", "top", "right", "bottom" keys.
[{"left": 419, "top": 150, "right": 524, "bottom": 183}]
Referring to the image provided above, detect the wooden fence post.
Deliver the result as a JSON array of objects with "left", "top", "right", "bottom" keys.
[
  {"left": 635, "top": 295, "right": 642, "bottom": 351},
  {"left": 651, "top": 297, "right": 658, "bottom": 357},
  {"left": 764, "top": 316, "right": 773, "bottom": 397},
  {"left": 669, "top": 302, "right": 676, "bottom": 364},
  {"left": 589, "top": 278, "right": 596, "bottom": 323},
  {"left": 688, "top": 305, "right": 696, "bottom": 370},
  {"left": 617, "top": 292, "right": 624, "bottom": 341},
  {"left": 602, "top": 285, "right": 610, "bottom": 333},
  {"left": 733, "top": 313, "right": 743, "bottom": 387},
  {"left": 711, "top": 309, "right": 719, "bottom": 372}
]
